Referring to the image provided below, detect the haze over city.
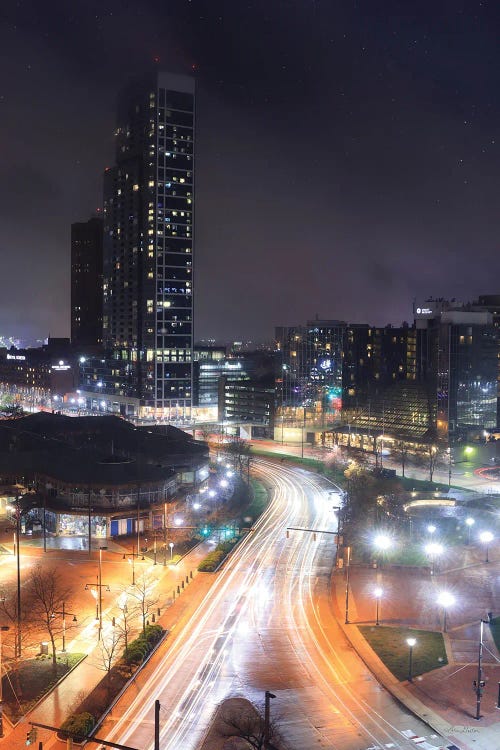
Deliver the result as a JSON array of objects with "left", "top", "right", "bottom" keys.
[{"left": 2, "top": 1, "right": 500, "bottom": 342}]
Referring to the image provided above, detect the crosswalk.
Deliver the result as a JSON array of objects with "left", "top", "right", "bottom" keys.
[{"left": 362, "top": 729, "right": 458, "bottom": 750}]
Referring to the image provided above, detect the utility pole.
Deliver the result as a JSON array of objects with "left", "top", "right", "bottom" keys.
[
  {"left": 345, "top": 545, "right": 351, "bottom": 624},
  {"left": 14, "top": 492, "right": 22, "bottom": 660},
  {"left": 154, "top": 699, "right": 160, "bottom": 750},
  {"left": 264, "top": 690, "right": 276, "bottom": 749},
  {"left": 475, "top": 619, "right": 487, "bottom": 720}
]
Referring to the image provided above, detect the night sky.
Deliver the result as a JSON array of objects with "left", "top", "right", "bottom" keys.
[{"left": 1, "top": 1, "right": 500, "bottom": 344}]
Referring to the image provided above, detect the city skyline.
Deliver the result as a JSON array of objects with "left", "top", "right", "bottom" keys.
[{"left": 1, "top": 2, "right": 500, "bottom": 344}]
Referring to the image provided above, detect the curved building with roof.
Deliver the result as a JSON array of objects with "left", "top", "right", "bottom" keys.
[{"left": 0, "top": 412, "right": 209, "bottom": 543}]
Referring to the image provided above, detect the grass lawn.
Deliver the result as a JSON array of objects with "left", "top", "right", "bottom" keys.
[
  {"left": 3, "top": 652, "right": 85, "bottom": 721},
  {"left": 358, "top": 625, "right": 447, "bottom": 680},
  {"left": 245, "top": 479, "right": 269, "bottom": 520},
  {"left": 489, "top": 617, "right": 500, "bottom": 653}
]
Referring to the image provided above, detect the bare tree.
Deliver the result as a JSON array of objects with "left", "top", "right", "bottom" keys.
[
  {"left": 0, "top": 585, "right": 35, "bottom": 697},
  {"left": 415, "top": 444, "right": 442, "bottom": 483},
  {"left": 126, "top": 572, "right": 159, "bottom": 635},
  {"left": 220, "top": 700, "right": 282, "bottom": 750},
  {"left": 26, "top": 564, "right": 74, "bottom": 667},
  {"left": 225, "top": 437, "right": 252, "bottom": 480},
  {"left": 97, "top": 625, "right": 123, "bottom": 680},
  {"left": 393, "top": 439, "right": 409, "bottom": 477}
]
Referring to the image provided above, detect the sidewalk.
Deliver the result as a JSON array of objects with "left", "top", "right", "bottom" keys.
[
  {"left": 332, "top": 554, "right": 500, "bottom": 750},
  {"left": 0, "top": 541, "right": 214, "bottom": 749}
]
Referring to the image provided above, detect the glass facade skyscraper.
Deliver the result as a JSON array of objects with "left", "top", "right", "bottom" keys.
[{"left": 102, "top": 71, "right": 195, "bottom": 418}]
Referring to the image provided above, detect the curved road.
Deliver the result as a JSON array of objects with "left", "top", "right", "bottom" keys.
[{"left": 100, "top": 458, "right": 451, "bottom": 750}]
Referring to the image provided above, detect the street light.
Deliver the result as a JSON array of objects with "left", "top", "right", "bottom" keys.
[
  {"left": 465, "top": 517, "right": 475, "bottom": 545},
  {"left": 85, "top": 545, "right": 110, "bottom": 640},
  {"left": 51, "top": 601, "right": 77, "bottom": 653},
  {"left": 437, "top": 591, "right": 455, "bottom": 632},
  {"left": 424, "top": 542, "right": 443, "bottom": 576},
  {"left": 169, "top": 541, "right": 174, "bottom": 561},
  {"left": 427, "top": 524, "right": 437, "bottom": 535},
  {"left": 406, "top": 637, "right": 416, "bottom": 682},
  {"left": 373, "top": 534, "right": 392, "bottom": 551},
  {"left": 374, "top": 587, "right": 383, "bottom": 626},
  {"left": 373, "top": 534, "right": 392, "bottom": 568},
  {"left": 479, "top": 531, "right": 494, "bottom": 563}
]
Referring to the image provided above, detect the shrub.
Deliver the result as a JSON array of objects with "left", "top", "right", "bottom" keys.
[
  {"left": 144, "top": 624, "right": 164, "bottom": 645},
  {"left": 58, "top": 712, "right": 95, "bottom": 742},
  {"left": 198, "top": 550, "right": 225, "bottom": 572},
  {"left": 124, "top": 639, "right": 150, "bottom": 665},
  {"left": 124, "top": 625, "right": 165, "bottom": 664}
]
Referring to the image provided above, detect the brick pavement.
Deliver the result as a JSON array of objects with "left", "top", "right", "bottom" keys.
[{"left": 334, "top": 543, "right": 500, "bottom": 750}]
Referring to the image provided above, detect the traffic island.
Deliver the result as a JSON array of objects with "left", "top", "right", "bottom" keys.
[{"left": 358, "top": 625, "right": 448, "bottom": 681}]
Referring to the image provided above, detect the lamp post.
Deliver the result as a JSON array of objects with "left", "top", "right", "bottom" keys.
[
  {"left": 344, "top": 545, "right": 351, "bottom": 624},
  {"left": 480, "top": 531, "right": 494, "bottom": 563},
  {"left": 373, "top": 534, "right": 392, "bottom": 568},
  {"left": 127, "top": 545, "right": 136, "bottom": 586},
  {"left": 437, "top": 591, "right": 455, "bottom": 633},
  {"left": 85, "top": 545, "right": 110, "bottom": 640},
  {"left": 0, "top": 625, "right": 9, "bottom": 738},
  {"left": 427, "top": 524, "right": 436, "bottom": 536},
  {"left": 465, "top": 517, "right": 475, "bottom": 545},
  {"left": 406, "top": 637, "right": 416, "bottom": 682},
  {"left": 374, "top": 587, "right": 383, "bottom": 626},
  {"left": 13, "top": 491, "right": 22, "bottom": 661},
  {"left": 264, "top": 690, "right": 276, "bottom": 750},
  {"left": 51, "top": 601, "right": 77, "bottom": 653},
  {"left": 169, "top": 541, "right": 174, "bottom": 561}
]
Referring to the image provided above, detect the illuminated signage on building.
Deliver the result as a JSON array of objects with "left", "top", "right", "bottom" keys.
[{"left": 6, "top": 354, "right": 26, "bottom": 361}]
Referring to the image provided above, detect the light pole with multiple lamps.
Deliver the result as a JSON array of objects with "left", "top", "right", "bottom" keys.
[
  {"left": 85, "top": 546, "right": 110, "bottom": 639},
  {"left": 51, "top": 601, "right": 77, "bottom": 653},
  {"left": 406, "top": 637, "right": 416, "bottom": 682}
]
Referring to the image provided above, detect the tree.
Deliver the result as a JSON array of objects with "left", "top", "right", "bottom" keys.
[
  {"left": 26, "top": 564, "right": 74, "bottom": 667},
  {"left": 415, "top": 444, "right": 442, "bottom": 483},
  {"left": 0, "top": 584, "right": 36, "bottom": 697},
  {"left": 220, "top": 699, "right": 282, "bottom": 750},
  {"left": 126, "top": 572, "right": 159, "bottom": 635},
  {"left": 224, "top": 437, "right": 252, "bottom": 480},
  {"left": 393, "top": 440, "right": 409, "bottom": 477},
  {"left": 97, "top": 625, "right": 123, "bottom": 682},
  {"left": 342, "top": 461, "right": 378, "bottom": 543}
]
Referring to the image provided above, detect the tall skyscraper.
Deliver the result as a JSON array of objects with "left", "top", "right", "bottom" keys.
[
  {"left": 100, "top": 70, "right": 195, "bottom": 419},
  {"left": 71, "top": 216, "right": 103, "bottom": 349}
]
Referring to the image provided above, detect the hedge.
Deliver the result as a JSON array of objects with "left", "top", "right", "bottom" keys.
[{"left": 58, "top": 711, "right": 95, "bottom": 742}]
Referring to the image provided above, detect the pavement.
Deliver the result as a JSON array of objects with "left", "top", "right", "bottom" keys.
[
  {"left": 0, "top": 538, "right": 215, "bottom": 749},
  {"left": 333, "top": 542, "right": 500, "bottom": 750}
]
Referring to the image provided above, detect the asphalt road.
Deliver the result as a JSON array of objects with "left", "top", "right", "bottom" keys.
[{"left": 97, "top": 459, "right": 453, "bottom": 750}]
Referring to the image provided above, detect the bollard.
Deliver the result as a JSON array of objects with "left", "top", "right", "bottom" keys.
[
  {"left": 190, "top": 570, "right": 193, "bottom": 579},
  {"left": 152, "top": 613, "right": 156, "bottom": 623},
  {"left": 177, "top": 585, "right": 180, "bottom": 594},
  {"left": 157, "top": 607, "right": 161, "bottom": 616},
  {"left": 146, "top": 620, "right": 149, "bottom": 626},
  {"left": 173, "top": 590, "right": 175, "bottom": 600},
  {"left": 186, "top": 575, "right": 189, "bottom": 584},
  {"left": 181, "top": 580, "right": 184, "bottom": 589}
]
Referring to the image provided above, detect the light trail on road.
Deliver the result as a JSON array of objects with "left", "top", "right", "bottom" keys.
[{"left": 99, "top": 459, "right": 452, "bottom": 750}]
